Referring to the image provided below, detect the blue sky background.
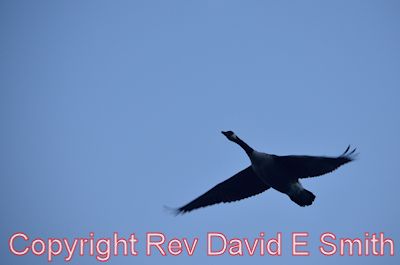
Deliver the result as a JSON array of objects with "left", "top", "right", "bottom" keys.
[{"left": 1, "top": 1, "right": 399, "bottom": 264}]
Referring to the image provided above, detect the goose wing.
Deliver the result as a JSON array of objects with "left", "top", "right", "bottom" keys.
[
  {"left": 175, "top": 166, "right": 270, "bottom": 214},
  {"left": 275, "top": 145, "right": 357, "bottom": 179}
]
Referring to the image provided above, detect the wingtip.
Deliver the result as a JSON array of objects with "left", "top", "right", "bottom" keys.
[
  {"left": 349, "top": 151, "right": 360, "bottom": 161},
  {"left": 340, "top": 145, "right": 359, "bottom": 160},
  {"left": 163, "top": 205, "right": 185, "bottom": 216},
  {"left": 341, "top": 145, "right": 351, "bottom": 156},
  {"left": 349, "top": 147, "right": 357, "bottom": 155}
]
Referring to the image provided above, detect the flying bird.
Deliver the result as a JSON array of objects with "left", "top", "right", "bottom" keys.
[{"left": 173, "top": 131, "right": 357, "bottom": 214}]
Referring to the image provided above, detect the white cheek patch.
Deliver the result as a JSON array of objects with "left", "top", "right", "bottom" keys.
[{"left": 231, "top": 133, "right": 238, "bottom": 140}]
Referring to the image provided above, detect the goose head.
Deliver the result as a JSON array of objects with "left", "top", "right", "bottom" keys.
[{"left": 221, "top": 131, "right": 238, "bottom": 142}]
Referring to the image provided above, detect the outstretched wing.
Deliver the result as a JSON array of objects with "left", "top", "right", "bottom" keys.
[
  {"left": 175, "top": 166, "right": 270, "bottom": 214},
  {"left": 275, "top": 145, "right": 357, "bottom": 179}
]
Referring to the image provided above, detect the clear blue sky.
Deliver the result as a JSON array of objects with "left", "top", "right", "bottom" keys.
[{"left": 1, "top": 1, "right": 399, "bottom": 264}]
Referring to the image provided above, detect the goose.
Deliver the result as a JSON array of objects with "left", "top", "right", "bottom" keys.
[{"left": 174, "top": 131, "right": 357, "bottom": 214}]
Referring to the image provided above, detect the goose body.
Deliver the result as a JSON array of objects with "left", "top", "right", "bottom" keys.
[
  {"left": 174, "top": 131, "right": 357, "bottom": 214},
  {"left": 249, "top": 150, "right": 316, "bottom": 206}
]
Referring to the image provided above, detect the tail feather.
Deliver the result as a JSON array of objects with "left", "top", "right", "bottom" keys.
[{"left": 290, "top": 189, "right": 316, "bottom": 207}]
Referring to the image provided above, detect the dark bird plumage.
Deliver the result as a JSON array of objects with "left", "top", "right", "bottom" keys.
[{"left": 172, "top": 131, "right": 357, "bottom": 214}]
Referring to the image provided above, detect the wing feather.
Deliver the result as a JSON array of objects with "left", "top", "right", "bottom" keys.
[
  {"left": 275, "top": 146, "right": 357, "bottom": 179},
  {"left": 176, "top": 166, "right": 270, "bottom": 214}
]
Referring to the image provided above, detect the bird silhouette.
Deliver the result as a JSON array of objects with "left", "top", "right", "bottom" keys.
[{"left": 173, "top": 131, "right": 357, "bottom": 214}]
